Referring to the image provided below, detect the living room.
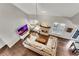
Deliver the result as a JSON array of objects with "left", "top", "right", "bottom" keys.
[{"left": 0, "top": 3, "right": 79, "bottom": 56}]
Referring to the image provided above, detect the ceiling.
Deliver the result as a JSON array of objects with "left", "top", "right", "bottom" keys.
[{"left": 13, "top": 3, "right": 79, "bottom": 17}]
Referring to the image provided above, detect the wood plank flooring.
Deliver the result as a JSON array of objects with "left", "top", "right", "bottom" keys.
[{"left": 0, "top": 38, "right": 76, "bottom": 56}]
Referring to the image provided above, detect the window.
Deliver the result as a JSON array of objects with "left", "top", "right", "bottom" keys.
[{"left": 72, "top": 29, "right": 79, "bottom": 39}]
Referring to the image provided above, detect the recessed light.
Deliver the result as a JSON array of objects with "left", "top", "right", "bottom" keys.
[{"left": 41, "top": 11, "right": 47, "bottom": 13}]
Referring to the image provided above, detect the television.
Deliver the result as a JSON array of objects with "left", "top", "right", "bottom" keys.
[{"left": 16, "top": 24, "right": 28, "bottom": 36}]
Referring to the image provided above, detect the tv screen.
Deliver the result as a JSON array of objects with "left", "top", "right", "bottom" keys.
[{"left": 17, "top": 24, "right": 28, "bottom": 35}]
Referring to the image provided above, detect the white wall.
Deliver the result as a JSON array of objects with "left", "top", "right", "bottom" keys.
[
  {"left": 70, "top": 13, "right": 79, "bottom": 25},
  {"left": 13, "top": 3, "right": 36, "bottom": 15},
  {"left": 13, "top": 3, "right": 79, "bottom": 26},
  {"left": 0, "top": 4, "right": 28, "bottom": 47},
  {"left": 29, "top": 15, "right": 74, "bottom": 27}
]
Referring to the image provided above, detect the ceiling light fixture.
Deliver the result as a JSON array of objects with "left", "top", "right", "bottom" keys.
[{"left": 41, "top": 11, "right": 47, "bottom": 13}]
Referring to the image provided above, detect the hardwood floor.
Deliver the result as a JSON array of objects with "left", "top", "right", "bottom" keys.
[
  {"left": 56, "top": 38, "right": 75, "bottom": 56},
  {"left": 0, "top": 40, "right": 40, "bottom": 56},
  {"left": 0, "top": 39, "right": 76, "bottom": 56}
]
